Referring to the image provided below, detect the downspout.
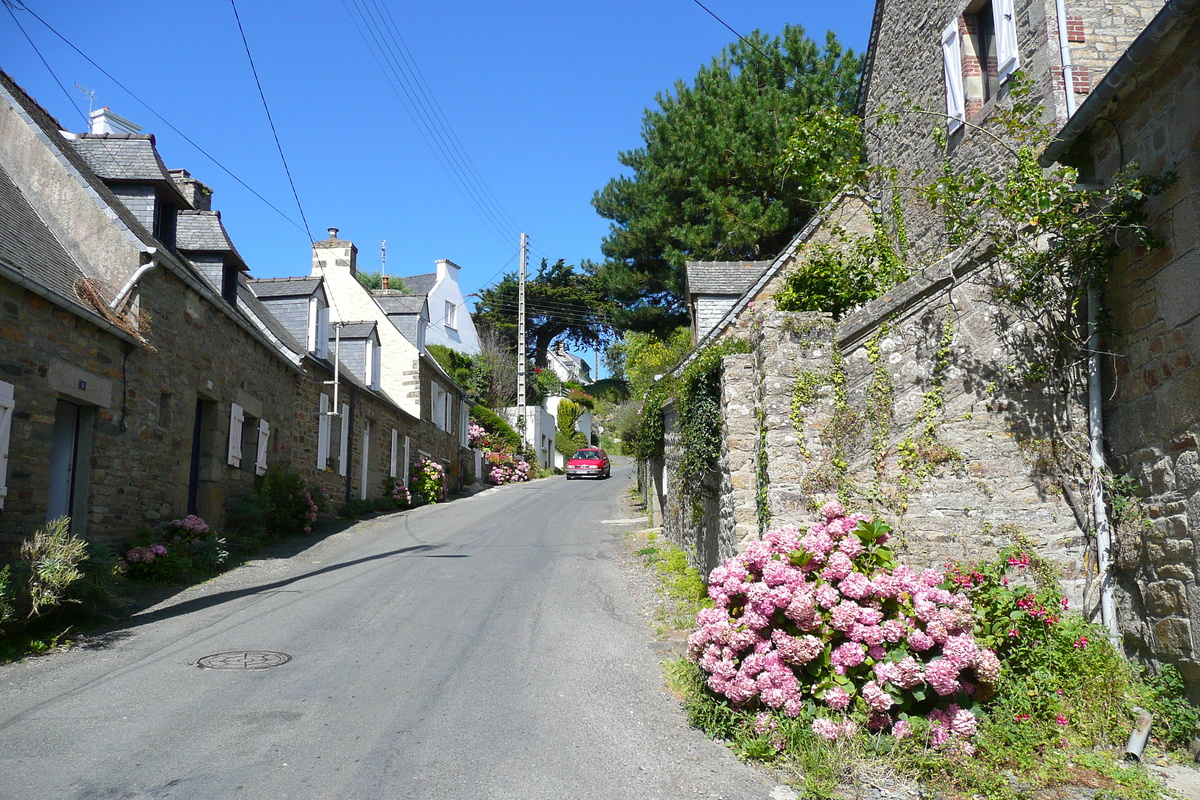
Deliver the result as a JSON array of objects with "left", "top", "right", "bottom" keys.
[
  {"left": 1089, "top": 286, "right": 1120, "bottom": 643},
  {"left": 345, "top": 388, "right": 356, "bottom": 504},
  {"left": 110, "top": 247, "right": 163, "bottom": 311},
  {"left": 1054, "top": 0, "right": 1119, "bottom": 644}
]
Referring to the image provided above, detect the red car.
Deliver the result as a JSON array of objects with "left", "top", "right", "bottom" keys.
[{"left": 565, "top": 448, "right": 611, "bottom": 479}]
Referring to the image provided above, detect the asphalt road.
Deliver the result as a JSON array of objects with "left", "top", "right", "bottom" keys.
[{"left": 0, "top": 459, "right": 778, "bottom": 800}]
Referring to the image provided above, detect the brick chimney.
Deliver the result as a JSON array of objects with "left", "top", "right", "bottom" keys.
[{"left": 169, "top": 169, "right": 213, "bottom": 212}]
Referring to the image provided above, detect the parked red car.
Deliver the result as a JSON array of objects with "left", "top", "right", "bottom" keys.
[{"left": 565, "top": 448, "right": 611, "bottom": 480}]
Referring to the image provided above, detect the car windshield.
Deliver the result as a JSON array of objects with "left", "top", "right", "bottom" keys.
[{"left": 572, "top": 450, "right": 601, "bottom": 460}]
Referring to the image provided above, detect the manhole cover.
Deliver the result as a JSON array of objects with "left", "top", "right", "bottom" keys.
[{"left": 195, "top": 651, "right": 291, "bottom": 670}]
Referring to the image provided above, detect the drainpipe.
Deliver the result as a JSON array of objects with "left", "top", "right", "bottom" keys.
[
  {"left": 1089, "top": 285, "right": 1120, "bottom": 644},
  {"left": 110, "top": 247, "right": 163, "bottom": 311},
  {"left": 1054, "top": 0, "right": 1078, "bottom": 118}
]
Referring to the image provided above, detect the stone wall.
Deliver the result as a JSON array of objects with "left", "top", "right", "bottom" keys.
[{"left": 1057, "top": 10, "right": 1200, "bottom": 680}]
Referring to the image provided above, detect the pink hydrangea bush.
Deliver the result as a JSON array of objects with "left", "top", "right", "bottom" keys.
[
  {"left": 468, "top": 423, "right": 489, "bottom": 449},
  {"left": 687, "top": 503, "right": 999, "bottom": 752},
  {"left": 488, "top": 460, "right": 533, "bottom": 485}
]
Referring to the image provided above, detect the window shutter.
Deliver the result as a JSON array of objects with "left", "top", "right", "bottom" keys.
[
  {"left": 942, "top": 22, "right": 965, "bottom": 131},
  {"left": 993, "top": 0, "right": 1020, "bottom": 80},
  {"left": 390, "top": 428, "right": 398, "bottom": 478},
  {"left": 0, "top": 381, "right": 14, "bottom": 510},
  {"left": 338, "top": 403, "right": 350, "bottom": 476},
  {"left": 255, "top": 419, "right": 270, "bottom": 476},
  {"left": 371, "top": 343, "right": 382, "bottom": 391},
  {"left": 227, "top": 403, "right": 244, "bottom": 467},
  {"left": 317, "top": 393, "right": 330, "bottom": 468},
  {"left": 316, "top": 305, "right": 330, "bottom": 359},
  {"left": 403, "top": 435, "right": 410, "bottom": 485}
]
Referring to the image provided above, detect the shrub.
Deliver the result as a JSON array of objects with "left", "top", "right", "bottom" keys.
[
  {"left": 337, "top": 498, "right": 376, "bottom": 518},
  {"left": 256, "top": 466, "right": 330, "bottom": 536},
  {"left": 487, "top": 459, "right": 532, "bottom": 485},
  {"left": 20, "top": 517, "right": 89, "bottom": 619},
  {"left": 689, "top": 503, "right": 997, "bottom": 751},
  {"left": 382, "top": 475, "right": 411, "bottom": 509},
  {"left": 123, "top": 515, "right": 228, "bottom": 583},
  {"left": 471, "top": 405, "right": 521, "bottom": 453},
  {"left": 410, "top": 459, "right": 447, "bottom": 505},
  {"left": 567, "top": 387, "right": 596, "bottom": 410}
]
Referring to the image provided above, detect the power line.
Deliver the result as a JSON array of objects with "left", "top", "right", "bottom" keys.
[
  {"left": 229, "top": 0, "right": 313, "bottom": 242},
  {"left": 9, "top": 1, "right": 312, "bottom": 237}
]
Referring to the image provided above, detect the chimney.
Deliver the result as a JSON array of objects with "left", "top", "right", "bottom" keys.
[
  {"left": 89, "top": 107, "right": 142, "bottom": 135},
  {"left": 311, "top": 226, "right": 358, "bottom": 277},
  {"left": 435, "top": 258, "right": 460, "bottom": 283},
  {"left": 169, "top": 169, "right": 212, "bottom": 212},
  {"left": 381, "top": 275, "right": 390, "bottom": 290}
]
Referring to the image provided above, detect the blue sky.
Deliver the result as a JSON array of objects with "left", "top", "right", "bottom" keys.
[{"left": 3, "top": 0, "right": 874, "bottom": 303}]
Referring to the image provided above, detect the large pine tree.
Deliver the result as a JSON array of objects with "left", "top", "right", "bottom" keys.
[{"left": 592, "top": 26, "right": 863, "bottom": 334}]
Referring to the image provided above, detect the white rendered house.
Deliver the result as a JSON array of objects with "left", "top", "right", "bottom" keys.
[{"left": 396, "top": 259, "right": 480, "bottom": 356}]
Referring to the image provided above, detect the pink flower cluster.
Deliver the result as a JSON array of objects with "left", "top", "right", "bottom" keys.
[
  {"left": 389, "top": 482, "right": 412, "bottom": 506},
  {"left": 126, "top": 544, "right": 168, "bottom": 564},
  {"left": 468, "top": 423, "right": 489, "bottom": 449},
  {"left": 169, "top": 514, "right": 210, "bottom": 540},
  {"left": 488, "top": 460, "right": 532, "bottom": 485},
  {"left": 687, "top": 503, "right": 998, "bottom": 745}
]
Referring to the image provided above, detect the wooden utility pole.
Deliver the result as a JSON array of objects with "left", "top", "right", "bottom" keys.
[{"left": 516, "top": 233, "right": 528, "bottom": 449}]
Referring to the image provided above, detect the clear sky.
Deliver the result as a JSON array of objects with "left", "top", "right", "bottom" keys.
[{"left": 2, "top": 0, "right": 874, "bottom": 304}]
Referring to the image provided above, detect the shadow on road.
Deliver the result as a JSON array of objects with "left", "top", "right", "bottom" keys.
[{"left": 99, "top": 543, "right": 445, "bottom": 633}]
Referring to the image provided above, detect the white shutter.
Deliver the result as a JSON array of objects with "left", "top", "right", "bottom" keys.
[
  {"left": 255, "top": 419, "right": 270, "bottom": 476},
  {"left": 338, "top": 403, "right": 350, "bottom": 477},
  {"left": 316, "top": 305, "right": 330, "bottom": 359},
  {"left": 942, "top": 22, "right": 965, "bottom": 131},
  {"left": 371, "top": 343, "right": 382, "bottom": 391},
  {"left": 390, "top": 428, "right": 398, "bottom": 478},
  {"left": 227, "top": 403, "right": 244, "bottom": 467},
  {"left": 0, "top": 381, "right": 14, "bottom": 510},
  {"left": 403, "top": 435, "right": 410, "bottom": 485},
  {"left": 993, "top": 0, "right": 1020, "bottom": 80},
  {"left": 317, "top": 393, "right": 331, "bottom": 468}
]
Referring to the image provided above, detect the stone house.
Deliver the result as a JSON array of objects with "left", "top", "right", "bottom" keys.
[
  {"left": 646, "top": 0, "right": 1200, "bottom": 688},
  {"left": 0, "top": 68, "right": 472, "bottom": 553}
]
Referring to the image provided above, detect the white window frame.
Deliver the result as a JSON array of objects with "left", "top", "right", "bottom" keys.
[
  {"left": 389, "top": 428, "right": 398, "bottom": 478},
  {"left": 371, "top": 340, "right": 382, "bottom": 391},
  {"left": 315, "top": 304, "right": 330, "bottom": 359},
  {"left": 445, "top": 300, "right": 457, "bottom": 330},
  {"left": 942, "top": 21, "right": 966, "bottom": 132},
  {"left": 318, "top": 393, "right": 331, "bottom": 469},
  {"left": 0, "top": 380, "right": 13, "bottom": 510},
  {"left": 255, "top": 419, "right": 270, "bottom": 476},
  {"left": 338, "top": 402, "right": 350, "bottom": 477},
  {"left": 227, "top": 403, "right": 244, "bottom": 467},
  {"left": 993, "top": 0, "right": 1020, "bottom": 81}
]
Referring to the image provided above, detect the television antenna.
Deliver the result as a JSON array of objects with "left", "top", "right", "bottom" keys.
[{"left": 73, "top": 82, "right": 95, "bottom": 116}]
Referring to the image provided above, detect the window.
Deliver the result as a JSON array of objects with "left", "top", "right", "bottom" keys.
[
  {"left": 221, "top": 262, "right": 239, "bottom": 306},
  {"left": 317, "top": 393, "right": 331, "bottom": 469},
  {"left": 445, "top": 300, "right": 457, "bottom": 330},
  {"left": 309, "top": 299, "right": 330, "bottom": 358},
  {"left": 0, "top": 380, "right": 14, "bottom": 511},
  {"left": 943, "top": 0, "right": 1019, "bottom": 129},
  {"left": 227, "top": 403, "right": 244, "bottom": 467}
]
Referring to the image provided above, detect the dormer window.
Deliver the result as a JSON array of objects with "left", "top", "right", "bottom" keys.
[{"left": 153, "top": 195, "right": 178, "bottom": 252}]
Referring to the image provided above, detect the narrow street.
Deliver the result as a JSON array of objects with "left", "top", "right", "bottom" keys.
[{"left": 0, "top": 461, "right": 775, "bottom": 800}]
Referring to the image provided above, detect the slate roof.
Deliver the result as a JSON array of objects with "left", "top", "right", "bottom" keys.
[
  {"left": 0, "top": 160, "right": 89, "bottom": 312},
  {"left": 374, "top": 293, "right": 428, "bottom": 315},
  {"left": 248, "top": 277, "right": 324, "bottom": 298},
  {"left": 177, "top": 210, "right": 247, "bottom": 270},
  {"left": 67, "top": 134, "right": 190, "bottom": 207},
  {"left": 235, "top": 277, "right": 305, "bottom": 356},
  {"left": 334, "top": 321, "right": 378, "bottom": 339},
  {"left": 685, "top": 261, "right": 773, "bottom": 297},
  {"left": 397, "top": 272, "right": 437, "bottom": 294}
]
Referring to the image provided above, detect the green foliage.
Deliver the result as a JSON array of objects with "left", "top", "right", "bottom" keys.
[
  {"left": 624, "top": 380, "right": 670, "bottom": 462},
  {"left": 234, "top": 466, "right": 330, "bottom": 539},
  {"left": 338, "top": 498, "right": 377, "bottom": 518},
  {"left": 409, "top": 459, "right": 446, "bottom": 505},
  {"left": 592, "top": 26, "right": 864, "bottom": 334},
  {"left": 530, "top": 367, "right": 564, "bottom": 405},
  {"left": 0, "top": 566, "right": 13, "bottom": 631},
  {"left": 472, "top": 259, "right": 613, "bottom": 366},
  {"left": 355, "top": 271, "right": 408, "bottom": 293},
  {"left": 20, "top": 517, "right": 87, "bottom": 619},
  {"left": 676, "top": 339, "right": 755, "bottom": 521},
  {"left": 554, "top": 399, "right": 589, "bottom": 458},
  {"left": 426, "top": 344, "right": 476, "bottom": 392},
  {"left": 470, "top": 404, "right": 521, "bottom": 453},
  {"left": 585, "top": 377, "right": 630, "bottom": 405},
  {"left": 566, "top": 387, "right": 596, "bottom": 410},
  {"left": 607, "top": 327, "right": 692, "bottom": 399}
]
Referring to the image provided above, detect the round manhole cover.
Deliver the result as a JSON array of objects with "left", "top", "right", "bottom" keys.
[{"left": 195, "top": 651, "right": 291, "bottom": 670}]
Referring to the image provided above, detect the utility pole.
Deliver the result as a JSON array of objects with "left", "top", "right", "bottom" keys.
[{"left": 516, "top": 233, "right": 528, "bottom": 449}]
